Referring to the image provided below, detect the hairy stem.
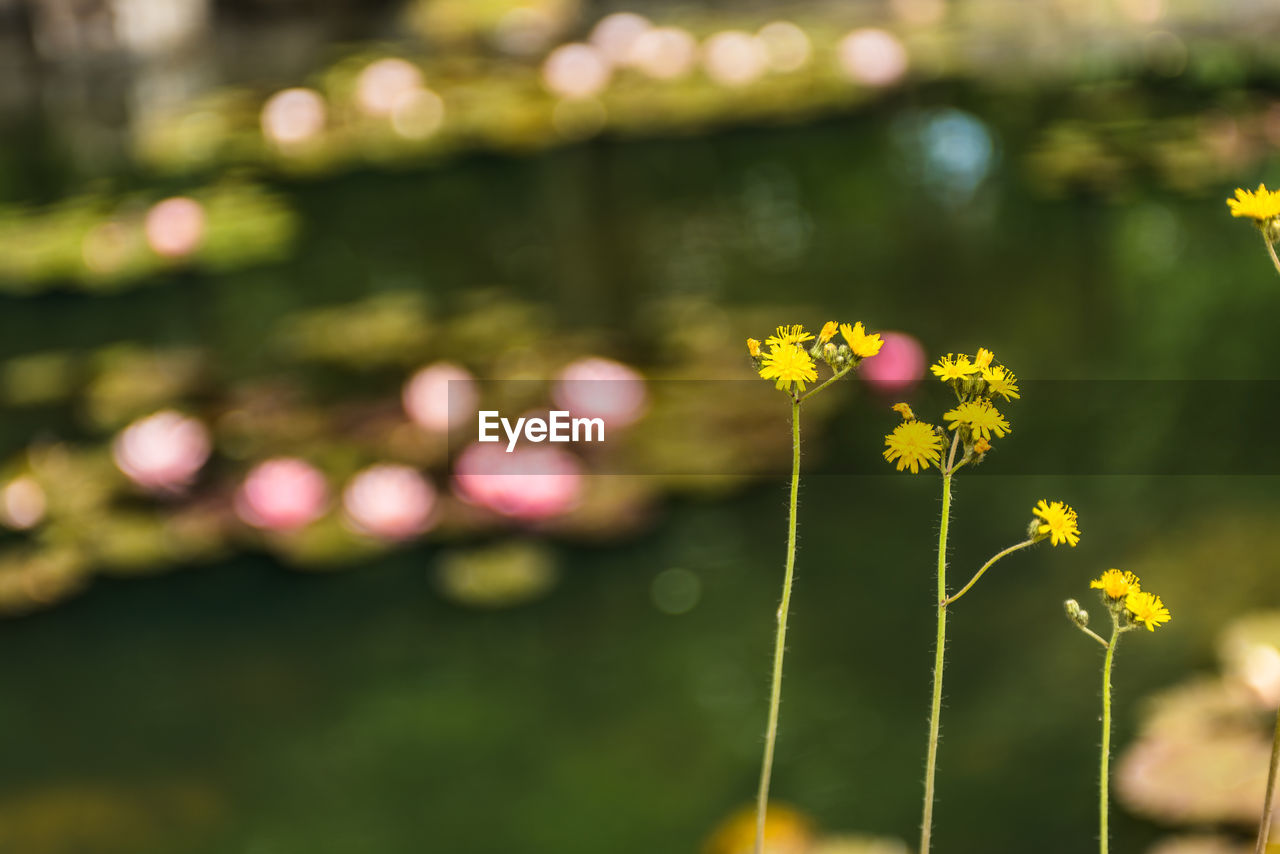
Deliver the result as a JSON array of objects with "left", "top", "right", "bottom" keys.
[
  {"left": 920, "top": 432, "right": 960, "bottom": 854},
  {"left": 754, "top": 398, "right": 802, "bottom": 854},
  {"left": 1264, "top": 232, "right": 1280, "bottom": 279},
  {"left": 1100, "top": 620, "right": 1122, "bottom": 854},
  {"left": 941, "top": 538, "right": 1035, "bottom": 606},
  {"left": 799, "top": 365, "right": 852, "bottom": 403},
  {"left": 1255, "top": 703, "right": 1280, "bottom": 854}
]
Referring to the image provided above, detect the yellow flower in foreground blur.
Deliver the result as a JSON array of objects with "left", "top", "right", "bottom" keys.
[
  {"left": 1032, "top": 499, "right": 1080, "bottom": 547},
  {"left": 818, "top": 321, "right": 839, "bottom": 344},
  {"left": 1090, "top": 569, "right": 1139, "bottom": 600},
  {"left": 943, "top": 399, "right": 1010, "bottom": 441},
  {"left": 758, "top": 343, "right": 818, "bottom": 392},
  {"left": 746, "top": 338, "right": 762, "bottom": 358},
  {"left": 840, "top": 322, "right": 883, "bottom": 358},
  {"left": 931, "top": 353, "right": 977, "bottom": 382},
  {"left": 883, "top": 420, "right": 944, "bottom": 473},
  {"left": 981, "top": 365, "right": 1020, "bottom": 400},
  {"left": 1227, "top": 184, "right": 1280, "bottom": 223},
  {"left": 1125, "top": 590, "right": 1171, "bottom": 631},
  {"left": 766, "top": 324, "right": 814, "bottom": 348}
]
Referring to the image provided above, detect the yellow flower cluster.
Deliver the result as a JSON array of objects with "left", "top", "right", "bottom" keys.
[
  {"left": 746, "top": 321, "right": 883, "bottom": 395},
  {"left": 1089, "top": 569, "right": 1171, "bottom": 631},
  {"left": 1032, "top": 499, "right": 1080, "bottom": 547},
  {"left": 883, "top": 346, "right": 1019, "bottom": 475}
]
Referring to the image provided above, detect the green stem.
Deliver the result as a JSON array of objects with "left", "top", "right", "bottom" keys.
[
  {"left": 941, "top": 538, "right": 1035, "bottom": 607},
  {"left": 920, "top": 433, "right": 960, "bottom": 854},
  {"left": 798, "top": 365, "right": 852, "bottom": 403},
  {"left": 1255, "top": 703, "right": 1280, "bottom": 854},
  {"left": 1263, "top": 232, "right": 1280, "bottom": 279},
  {"left": 1100, "top": 620, "right": 1122, "bottom": 854},
  {"left": 754, "top": 398, "right": 802, "bottom": 854}
]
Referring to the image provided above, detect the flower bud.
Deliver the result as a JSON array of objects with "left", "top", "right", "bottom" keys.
[{"left": 1064, "top": 598, "right": 1089, "bottom": 628}]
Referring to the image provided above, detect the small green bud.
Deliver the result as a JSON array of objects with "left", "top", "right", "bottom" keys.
[{"left": 1064, "top": 598, "right": 1089, "bottom": 628}]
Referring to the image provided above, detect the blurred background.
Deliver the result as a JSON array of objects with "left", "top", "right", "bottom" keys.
[{"left": 2, "top": 0, "right": 1280, "bottom": 852}]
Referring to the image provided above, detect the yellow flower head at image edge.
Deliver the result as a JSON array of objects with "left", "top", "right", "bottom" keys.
[
  {"left": 765, "top": 324, "right": 814, "bottom": 348},
  {"left": 931, "top": 353, "right": 977, "bottom": 382},
  {"left": 1125, "top": 589, "right": 1172, "bottom": 632},
  {"left": 1033, "top": 499, "right": 1080, "bottom": 547},
  {"left": 840, "top": 322, "right": 883, "bottom": 358},
  {"left": 1090, "top": 568, "right": 1139, "bottom": 600},
  {"left": 758, "top": 343, "right": 818, "bottom": 392},
  {"left": 943, "top": 399, "right": 1010, "bottom": 441},
  {"left": 884, "top": 420, "right": 944, "bottom": 473},
  {"left": 1227, "top": 184, "right": 1280, "bottom": 223}
]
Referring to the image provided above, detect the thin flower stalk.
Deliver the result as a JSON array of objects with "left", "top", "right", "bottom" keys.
[
  {"left": 745, "top": 321, "right": 881, "bottom": 854},
  {"left": 887, "top": 347, "right": 1076, "bottom": 854},
  {"left": 1066, "top": 570, "right": 1171, "bottom": 854},
  {"left": 1255, "top": 707, "right": 1280, "bottom": 854}
]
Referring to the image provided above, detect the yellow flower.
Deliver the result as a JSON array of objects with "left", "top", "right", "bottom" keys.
[
  {"left": 1032, "top": 499, "right": 1080, "bottom": 547},
  {"left": 974, "top": 348, "right": 994, "bottom": 370},
  {"left": 818, "top": 321, "right": 839, "bottom": 344},
  {"left": 840, "top": 322, "right": 883, "bottom": 358},
  {"left": 891, "top": 402, "right": 915, "bottom": 421},
  {"left": 981, "top": 365, "right": 1020, "bottom": 401},
  {"left": 883, "top": 420, "right": 944, "bottom": 473},
  {"left": 1125, "top": 590, "right": 1171, "bottom": 632},
  {"left": 973, "top": 436, "right": 991, "bottom": 454},
  {"left": 1090, "top": 569, "right": 1139, "bottom": 600},
  {"left": 747, "top": 338, "right": 762, "bottom": 358},
  {"left": 765, "top": 324, "right": 814, "bottom": 348},
  {"left": 931, "top": 354, "right": 977, "bottom": 382},
  {"left": 1227, "top": 184, "right": 1280, "bottom": 223},
  {"left": 943, "top": 399, "right": 1010, "bottom": 441},
  {"left": 758, "top": 343, "right": 818, "bottom": 392}
]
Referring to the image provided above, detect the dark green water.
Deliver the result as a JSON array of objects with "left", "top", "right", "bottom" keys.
[{"left": 3, "top": 85, "right": 1280, "bottom": 852}]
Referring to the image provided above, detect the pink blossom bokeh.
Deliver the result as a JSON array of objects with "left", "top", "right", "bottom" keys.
[
  {"left": 402, "top": 362, "right": 478, "bottom": 432},
  {"left": 112, "top": 410, "right": 212, "bottom": 492},
  {"left": 453, "top": 443, "right": 583, "bottom": 521},
  {"left": 236, "top": 458, "right": 329, "bottom": 531},
  {"left": 145, "top": 197, "right": 206, "bottom": 259},
  {"left": 859, "top": 331, "right": 927, "bottom": 394},
  {"left": 342, "top": 464, "right": 437, "bottom": 540},
  {"left": 552, "top": 357, "right": 648, "bottom": 430}
]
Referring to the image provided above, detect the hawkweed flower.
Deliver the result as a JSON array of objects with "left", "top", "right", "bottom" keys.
[
  {"left": 1066, "top": 569, "right": 1171, "bottom": 854},
  {"left": 980, "top": 365, "right": 1020, "bottom": 400},
  {"left": 943, "top": 399, "right": 1011, "bottom": 442},
  {"left": 929, "top": 353, "right": 977, "bottom": 383},
  {"left": 884, "top": 344, "right": 1070, "bottom": 854},
  {"left": 1227, "top": 184, "right": 1280, "bottom": 278},
  {"left": 841, "top": 322, "right": 884, "bottom": 358},
  {"left": 883, "top": 419, "right": 944, "bottom": 473},
  {"left": 1032, "top": 499, "right": 1081, "bottom": 547},
  {"left": 759, "top": 344, "right": 818, "bottom": 392},
  {"left": 744, "top": 319, "right": 882, "bottom": 854},
  {"left": 1089, "top": 568, "right": 1139, "bottom": 601},
  {"left": 765, "top": 324, "right": 814, "bottom": 348}
]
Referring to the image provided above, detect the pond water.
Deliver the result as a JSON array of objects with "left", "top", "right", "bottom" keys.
[{"left": 1, "top": 84, "right": 1279, "bottom": 853}]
